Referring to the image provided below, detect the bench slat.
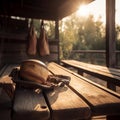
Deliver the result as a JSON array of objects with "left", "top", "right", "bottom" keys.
[
  {"left": 61, "top": 60, "right": 120, "bottom": 85},
  {"left": 0, "top": 64, "right": 8, "bottom": 77},
  {"left": 0, "top": 65, "right": 17, "bottom": 98},
  {"left": 48, "top": 62, "right": 120, "bottom": 116},
  {"left": 64, "top": 60, "right": 120, "bottom": 77},
  {"left": 61, "top": 60, "right": 120, "bottom": 91},
  {"left": 0, "top": 64, "right": 15, "bottom": 120},
  {"left": 1, "top": 64, "right": 18, "bottom": 77},
  {"left": 44, "top": 85, "right": 91, "bottom": 120},
  {"left": 12, "top": 88, "right": 50, "bottom": 120}
]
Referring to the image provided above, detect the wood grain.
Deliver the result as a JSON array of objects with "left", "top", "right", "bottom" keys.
[
  {"left": 44, "top": 86, "right": 91, "bottom": 120},
  {"left": 13, "top": 88, "right": 50, "bottom": 120},
  {"left": 61, "top": 60, "right": 120, "bottom": 91},
  {"left": 48, "top": 62, "right": 120, "bottom": 116}
]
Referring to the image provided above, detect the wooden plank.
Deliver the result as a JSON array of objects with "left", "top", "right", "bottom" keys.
[
  {"left": 44, "top": 85, "right": 91, "bottom": 120},
  {"left": 2, "top": 43, "right": 26, "bottom": 51},
  {"left": 12, "top": 88, "right": 50, "bottom": 120},
  {"left": 0, "top": 64, "right": 18, "bottom": 77},
  {"left": 48, "top": 62, "right": 120, "bottom": 117},
  {"left": 0, "top": 64, "right": 14, "bottom": 94},
  {"left": 2, "top": 55, "right": 28, "bottom": 64},
  {"left": 0, "top": 65, "right": 8, "bottom": 95},
  {"left": 61, "top": 60, "right": 120, "bottom": 91},
  {"left": 0, "top": 65, "right": 4, "bottom": 94},
  {"left": 0, "top": 64, "right": 8, "bottom": 76},
  {"left": 0, "top": 89, "right": 11, "bottom": 120},
  {"left": 0, "top": 64, "right": 18, "bottom": 98},
  {"left": 61, "top": 60, "right": 120, "bottom": 87},
  {"left": 0, "top": 88, "right": 2, "bottom": 95},
  {"left": 49, "top": 45, "right": 58, "bottom": 52},
  {"left": 0, "top": 33, "right": 27, "bottom": 40},
  {"left": 59, "top": 66, "right": 120, "bottom": 98},
  {"left": 61, "top": 60, "right": 120, "bottom": 77},
  {"left": 55, "top": 20, "right": 60, "bottom": 63},
  {"left": 0, "top": 64, "right": 15, "bottom": 120},
  {"left": 66, "top": 60, "right": 120, "bottom": 77}
]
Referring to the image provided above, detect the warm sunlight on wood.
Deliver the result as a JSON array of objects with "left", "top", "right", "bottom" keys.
[{"left": 76, "top": 5, "right": 89, "bottom": 17}]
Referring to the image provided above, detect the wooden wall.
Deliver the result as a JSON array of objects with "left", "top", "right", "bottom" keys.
[
  {"left": 0, "top": 17, "right": 59, "bottom": 68},
  {"left": 0, "top": 17, "right": 28, "bottom": 66}
]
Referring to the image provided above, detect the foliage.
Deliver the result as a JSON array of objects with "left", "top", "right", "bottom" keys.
[
  {"left": 59, "top": 14, "right": 79, "bottom": 59},
  {"left": 45, "top": 21, "right": 55, "bottom": 40},
  {"left": 73, "top": 15, "right": 105, "bottom": 50},
  {"left": 59, "top": 13, "right": 106, "bottom": 59}
]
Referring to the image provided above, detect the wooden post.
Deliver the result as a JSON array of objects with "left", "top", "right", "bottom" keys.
[
  {"left": 106, "top": 0, "right": 116, "bottom": 67},
  {"left": 55, "top": 20, "right": 60, "bottom": 63},
  {"left": 107, "top": 82, "right": 116, "bottom": 91},
  {"left": 78, "top": 69, "right": 84, "bottom": 76},
  {"left": 0, "top": 38, "right": 4, "bottom": 66}
]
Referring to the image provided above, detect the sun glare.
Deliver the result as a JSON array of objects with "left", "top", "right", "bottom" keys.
[
  {"left": 76, "top": 5, "right": 89, "bottom": 17},
  {"left": 76, "top": 1, "right": 107, "bottom": 24}
]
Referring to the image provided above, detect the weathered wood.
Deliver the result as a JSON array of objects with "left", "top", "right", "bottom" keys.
[
  {"left": 0, "top": 64, "right": 18, "bottom": 77},
  {"left": 12, "top": 88, "right": 50, "bottom": 120},
  {"left": 65, "top": 60, "right": 120, "bottom": 77},
  {"left": 55, "top": 20, "right": 60, "bottom": 63},
  {"left": 61, "top": 60, "right": 120, "bottom": 91},
  {"left": 0, "top": 64, "right": 16, "bottom": 120},
  {"left": 57, "top": 65, "right": 120, "bottom": 98},
  {"left": 48, "top": 62, "right": 120, "bottom": 118},
  {"left": 0, "top": 76, "right": 15, "bottom": 99},
  {"left": 0, "top": 64, "right": 8, "bottom": 76},
  {"left": 0, "top": 33, "right": 27, "bottom": 40},
  {"left": 0, "top": 36, "right": 60, "bottom": 64},
  {"left": 1, "top": 63, "right": 120, "bottom": 120},
  {"left": 0, "top": 0, "right": 93, "bottom": 20},
  {"left": 107, "top": 82, "right": 116, "bottom": 91},
  {"left": 78, "top": 69, "right": 84, "bottom": 76},
  {"left": 0, "top": 88, "right": 2, "bottom": 95},
  {"left": 44, "top": 85, "right": 91, "bottom": 120},
  {"left": 106, "top": 0, "right": 116, "bottom": 67},
  {"left": 0, "top": 89, "right": 11, "bottom": 120},
  {"left": 0, "top": 64, "right": 17, "bottom": 98}
]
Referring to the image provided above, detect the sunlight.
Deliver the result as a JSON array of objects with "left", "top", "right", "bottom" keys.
[
  {"left": 63, "top": 0, "right": 120, "bottom": 25},
  {"left": 76, "top": 0, "right": 106, "bottom": 24},
  {"left": 76, "top": 5, "right": 89, "bottom": 17}
]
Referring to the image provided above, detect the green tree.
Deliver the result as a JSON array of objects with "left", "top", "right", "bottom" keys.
[
  {"left": 59, "top": 14, "right": 106, "bottom": 62},
  {"left": 59, "top": 14, "right": 79, "bottom": 59},
  {"left": 73, "top": 15, "right": 105, "bottom": 50}
]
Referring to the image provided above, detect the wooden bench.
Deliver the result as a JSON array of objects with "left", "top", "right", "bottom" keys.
[
  {"left": 12, "top": 66, "right": 91, "bottom": 120},
  {"left": 61, "top": 60, "right": 120, "bottom": 91},
  {"left": 12, "top": 62, "right": 120, "bottom": 120},
  {"left": 12, "top": 88, "right": 50, "bottom": 120},
  {"left": 0, "top": 64, "right": 16, "bottom": 120},
  {"left": 1, "top": 63, "right": 120, "bottom": 120}
]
